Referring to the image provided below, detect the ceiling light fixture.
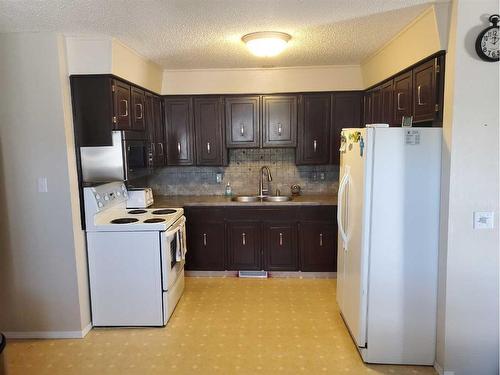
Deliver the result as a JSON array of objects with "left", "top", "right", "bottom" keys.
[{"left": 242, "top": 31, "right": 291, "bottom": 57}]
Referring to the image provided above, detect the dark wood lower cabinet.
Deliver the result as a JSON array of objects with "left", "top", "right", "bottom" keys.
[
  {"left": 299, "top": 221, "right": 337, "bottom": 272},
  {"left": 227, "top": 222, "right": 262, "bottom": 270},
  {"left": 184, "top": 206, "right": 337, "bottom": 272},
  {"left": 185, "top": 221, "right": 225, "bottom": 271},
  {"left": 263, "top": 222, "right": 298, "bottom": 271}
]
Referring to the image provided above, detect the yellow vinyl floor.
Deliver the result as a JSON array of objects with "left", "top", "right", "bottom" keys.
[{"left": 3, "top": 277, "right": 436, "bottom": 375}]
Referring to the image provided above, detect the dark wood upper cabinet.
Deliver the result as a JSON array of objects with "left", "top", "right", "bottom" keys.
[
  {"left": 227, "top": 222, "right": 262, "bottom": 271},
  {"left": 130, "top": 86, "right": 146, "bottom": 131},
  {"left": 164, "top": 97, "right": 195, "bottom": 166},
  {"left": 363, "top": 92, "right": 372, "bottom": 126},
  {"left": 112, "top": 79, "right": 132, "bottom": 131},
  {"left": 393, "top": 71, "right": 413, "bottom": 126},
  {"left": 225, "top": 96, "right": 260, "bottom": 148},
  {"left": 152, "top": 95, "right": 165, "bottom": 167},
  {"left": 262, "top": 95, "right": 297, "bottom": 148},
  {"left": 296, "top": 94, "right": 331, "bottom": 165},
  {"left": 299, "top": 221, "right": 336, "bottom": 272},
  {"left": 413, "top": 57, "right": 438, "bottom": 123},
  {"left": 331, "top": 92, "right": 362, "bottom": 165},
  {"left": 263, "top": 222, "right": 298, "bottom": 271},
  {"left": 380, "top": 80, "right": 394, "bottom": 125},
  {"left": 194, "top": 97, "right": 227, "bottom": 166},
  {"left": 370, "top": 88, "right": 382, "bottom": 124}
]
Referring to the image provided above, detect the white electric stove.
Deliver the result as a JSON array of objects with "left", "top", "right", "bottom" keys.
[{"left": 83, "top": 182, "right": 186, "bottom": 327}]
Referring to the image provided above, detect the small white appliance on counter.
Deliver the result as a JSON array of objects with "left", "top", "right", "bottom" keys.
[
  {"left": 126, "top": 187, "right": 154, "bottom": 208},
  {"left": 337, "top": 127, "right": 441, "bottom": 365},
  {"left": 84, "top": 182, "right": 186, "bottom": 327}
]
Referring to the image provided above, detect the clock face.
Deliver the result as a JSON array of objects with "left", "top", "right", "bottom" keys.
[{"left": 480, "top": 27, "right": 499, "bottom": 60}]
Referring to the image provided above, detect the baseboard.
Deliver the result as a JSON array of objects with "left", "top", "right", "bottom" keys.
[
  {"left": 185, "top": 270, "right": 337, "bottom": 279},
  {"left": 4, "top": 322, "right": 92, "bottom": 339},
  {"left": 434, "top": 361, "right": 455, "bottom": 375}
]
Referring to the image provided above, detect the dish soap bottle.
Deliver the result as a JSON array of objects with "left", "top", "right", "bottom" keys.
[{"left": 224, "top": 182, "right": 232, "bottom": 196}]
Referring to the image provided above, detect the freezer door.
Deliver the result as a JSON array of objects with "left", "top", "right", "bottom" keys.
[{"left": 337, "top": 127, "right": 372, "bottom": 348}]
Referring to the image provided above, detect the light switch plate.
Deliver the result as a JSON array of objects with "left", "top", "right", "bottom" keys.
[
  {"left": 37, "top": 177, "right": 48, "bottom": 193},
  {"left": 473, "top": 211, "right": 494, "bottom": 229}
]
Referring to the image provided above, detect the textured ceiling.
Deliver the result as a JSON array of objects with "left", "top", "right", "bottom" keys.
[{"left": 0, "top": 0, "right": 437, "bottom": 69}]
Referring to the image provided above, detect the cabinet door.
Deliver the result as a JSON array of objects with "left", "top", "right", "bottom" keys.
[
  {"left": 112, "top": 79, "right": 131, "bottom": 130},
  {"left": 370, "top": 88, "right": 382, "bottom": 124},
  {"left": 194, "top": 97, "right": 227, "bottom": 166},
  {"left": 165, "top": 97, "right": 195, "bottom": 166},
  {"left": 152, "top": 96, "right": 165, "bottom": 167},
  {"left": 263, "top": 222, "right": 298, "bottom": 271},
  {"left": 413, "top": 58, "right": 437, "bottom": 123},
  {"left": 363, "top": 92, "right": 372, "bottom": 125},
  {"left": 331, "top": 92, "right": 362, "bottom": 165},
  {"left": 130, "top": 86, "right": 146, "bottom": 131},
  {"left": 393, "top": 71, "right": 413, "bottom": 126},
  {"left": 262, "top": 95, "right": 297, "bottom": 148},
  {"left": 299, "top": 221, "right": 336, "bottom": 272},
  {"left": 227, "top": 222, "right": 261, "bottom": 270},
  {"left": 186, "top": 221, "right": 225, "bottom": 271},
  {"left": 296, "top": 94, "right": 331, "bottom": 165},
  {"left": 380, "top": 80, "right": 394, "bottom": 125},
  {"left": 225, "top": 96, "right": 260, "bottom": 148}
]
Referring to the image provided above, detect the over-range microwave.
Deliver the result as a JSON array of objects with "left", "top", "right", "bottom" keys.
[{"left": 80, "top": 131, "right": 152, "bottom": 183}]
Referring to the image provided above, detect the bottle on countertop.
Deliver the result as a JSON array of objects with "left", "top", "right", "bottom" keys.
[{"left": 225, "top": 182, "right": 232, "bottom": 196}]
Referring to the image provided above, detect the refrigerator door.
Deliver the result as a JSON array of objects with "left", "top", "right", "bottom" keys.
[{"left": 337, "top": 128, "right": 372, "bottom": 348}]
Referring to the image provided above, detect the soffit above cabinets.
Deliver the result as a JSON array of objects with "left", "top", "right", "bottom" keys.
[{"left": 0, "top": 0, "right": 438, "bottom": 69}]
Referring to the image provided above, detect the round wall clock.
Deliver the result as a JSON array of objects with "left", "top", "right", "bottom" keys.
[{"left": 475, "top": 14, "right": 499, "bottom": 62}]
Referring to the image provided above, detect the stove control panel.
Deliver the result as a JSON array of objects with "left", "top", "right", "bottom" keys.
[{"left": 84, "top": 182, "right": 128, "bottom": 216}]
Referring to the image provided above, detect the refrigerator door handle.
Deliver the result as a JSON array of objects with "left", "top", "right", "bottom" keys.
[{"left": 337, "top": 169, "right": 349, "bottom": 248}]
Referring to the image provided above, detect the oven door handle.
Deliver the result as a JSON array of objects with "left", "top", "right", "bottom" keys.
[{"left": 165, "top": 216, "right": 186, "bottom": 237}]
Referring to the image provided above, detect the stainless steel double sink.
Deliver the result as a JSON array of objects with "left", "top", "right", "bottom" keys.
[{"left": 231, "top": 195, "right": 293, "bottom": 203}]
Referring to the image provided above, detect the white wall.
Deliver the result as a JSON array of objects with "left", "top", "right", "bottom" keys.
[
  {"left": 161, "top": 65, "right": 363, "bottom": 94},
  {"left": 361, "top": 5, "right": 449, "bottom": 88},
  {"left": 65, "top": 36, "right": 163, "bottom": 93},
  {"left": 0, "top": 33, "right": 90, "bottom": 337},
  {"left": 436, "top": 0, "right": 499, "bottom": 374}
]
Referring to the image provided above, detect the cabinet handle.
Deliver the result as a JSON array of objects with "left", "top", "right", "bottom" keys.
[
  {"left": 397, "top": 92, "right": 404, "bottom": 110},
  {"left": 278, "top": 123, "right": 282, "bottom": 136},
  {"left": 279, "top": 232, "right": 283, "bottom": 246},
  {"left": 177, "top": 142, "right": 181, "bottom": 155},
  {"left": 151, "top": 142, "right": 155, "bottom": 156},
  {"left": 158, "top": 142, "right": 164, "bottom": 156},
  {"left": 417, "top": 85, "right": 426, "bottom": 106},
  {"left": 240, "top": 123, "right": 245, "bottom": 136},
  {"left": 119, "top": 99, "right": 128, "bottom": 117},
  {"left": 319, "top": 233, "right": 323, "bottom": 247},
  {"left": 313, "top": 140, "right": 317, "bottom": 152},
  {"left": 242, "top": 232, "right": 246, "bottom": 246},
  {"left": 207, "top": 142, "right": 211, "bottom": 153},
  {"left": 203, "top": 233, "right": 207, "bottom": 246},
  {"left": 136, "top": 103, "right": 143, "bottom": 119}
]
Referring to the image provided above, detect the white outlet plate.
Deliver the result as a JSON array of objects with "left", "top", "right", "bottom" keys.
[{"left": 473, "top": 211, "right": 494, "bottom": 229}]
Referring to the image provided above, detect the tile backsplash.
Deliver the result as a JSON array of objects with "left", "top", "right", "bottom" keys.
[{"left": 148, "top": 148, "right": 339, "bottom": 196}]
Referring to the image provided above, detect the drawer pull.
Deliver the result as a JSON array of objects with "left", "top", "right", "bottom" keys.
[
  {"left": 119, "top": 99, "right": 128, "bottom": 117},
  {"left": 313, "top": 140, "right": 317, "bottom": 152},
  {"left": 136, "top": 103, "right": 143, "bottom": 119},
  {"left": 397, "top": 92, "right": 404, "bottom": 110},
  {"left": 417, "top": 85, "right": 426, "bottom": 106},
  {"left": 177, "top": 142, "right": 181, "bottom": 155},
  {"left": 278, "top": 123, "right": 282, "bottom": 136},
  {"left": 203, "top": 233, "right": 207, "bottom": 246},
  {"left": 279, "top": 232, "right": 283, "bottom": 246},
  {"left": 207, "top": 142, "right": 211, "bottom": 153},
  {"left": 242, "top": 232, "right": 246, "bottom": 246},
  {"left": 319, "top": 233, "right": 323, "bottom": 247},
  {"left": 240, "top": 123, "right": 245, "bottom": 136}
]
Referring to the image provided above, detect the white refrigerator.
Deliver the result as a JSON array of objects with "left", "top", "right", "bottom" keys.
[{"left": 336, "top": 127, "right": 441, "bottom": 365}]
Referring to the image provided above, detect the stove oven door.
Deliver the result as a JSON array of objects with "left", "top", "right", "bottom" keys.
[{"left": 161, "top": 216, "right": 186, "bottom": 291}]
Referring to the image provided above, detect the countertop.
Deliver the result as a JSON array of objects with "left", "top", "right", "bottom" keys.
[{"left": 152, "top": 194, "right": 337, "bottom": 208}]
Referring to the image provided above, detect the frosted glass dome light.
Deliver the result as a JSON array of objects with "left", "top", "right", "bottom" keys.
[{"left": 242, "top": 31, "right": 291, "bottom": 57}]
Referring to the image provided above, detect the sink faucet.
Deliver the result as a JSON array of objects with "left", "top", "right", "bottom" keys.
[{"left": 259, "top": 166, "right": 273, "bottom": 198}]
